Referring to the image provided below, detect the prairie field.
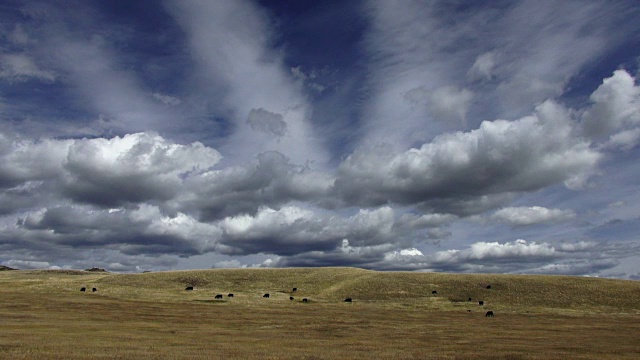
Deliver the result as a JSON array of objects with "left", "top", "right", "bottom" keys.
[{"left": 1, "top": 267, "right": 639, "bottom": 359}]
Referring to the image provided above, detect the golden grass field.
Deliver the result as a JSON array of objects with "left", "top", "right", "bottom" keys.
[{"left": 1, "top": 267, "right": 639, "bottom": 359}]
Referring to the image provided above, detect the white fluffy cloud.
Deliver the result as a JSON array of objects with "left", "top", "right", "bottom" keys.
[
  {"left": 432, "top": 239, "right": 557, "bottom": 264},
  {"left": 582, "top": 70, "right": 640, "bottom": 138},
  {"left": 603, "top": 128, "right": 640, "bottom": 151},
  {"left": 491, "top": 206, "right": 576, "bottom": 226},
  {"left": 0, "top": 131, "right": 221, "bottom": 206}
]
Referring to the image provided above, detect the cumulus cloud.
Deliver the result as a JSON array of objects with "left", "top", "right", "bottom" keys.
[
  {"left": 0, "top": 131, "right": 221, "bottom": 207},
  {"left": 582, "top": 70, "right": 640, "bottom": 139},
  {"left": 602, "top": 128, "right": 640, "bottom": 151},
  {"left": 336, "top": 100, "right": 600, "bottom": 213},
  {"left": 179, "top": 151, "right": 334, "bottom": 220},
  {"left": 432, "top": 239, "right": 557, "bottom": 264},
  {"left": 491, "top": 206, "right": 576, "bottom": 226},
  {"left": 61, "top": 133, "right": 220, "bottom": 207},
  {"left": 212, "top": 205, "right": 450, "bottom": 257}
]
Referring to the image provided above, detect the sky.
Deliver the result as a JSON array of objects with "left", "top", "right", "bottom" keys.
[{"left": 1, "top": 0, "right": 640, "bottom": 278}]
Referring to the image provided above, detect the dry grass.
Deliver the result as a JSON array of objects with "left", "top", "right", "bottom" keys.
[{"left": 1, "top": 268, "right": 639, "bottom": 359}]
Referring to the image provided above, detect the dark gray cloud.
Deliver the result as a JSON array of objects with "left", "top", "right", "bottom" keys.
[{"left": 179, "top": 151, "right": 334, "bottom": 221}]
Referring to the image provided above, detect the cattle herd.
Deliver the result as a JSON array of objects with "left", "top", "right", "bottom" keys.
[{"left": 77, "top": 283, "right": 495, "bottom": 317}]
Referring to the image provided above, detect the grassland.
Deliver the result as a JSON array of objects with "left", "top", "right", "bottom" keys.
[{"left": 1, "top": 267, "right": 639, "bottom": 359}]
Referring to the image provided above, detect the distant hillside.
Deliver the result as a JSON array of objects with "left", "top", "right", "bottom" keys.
[
  {"left": 4, "top": 267, "right": 639, "bottom": 315},
  {"left": 0, "top": 265, "right": 16, "bottom": 271}
]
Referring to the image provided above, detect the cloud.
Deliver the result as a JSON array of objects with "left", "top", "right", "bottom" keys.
[
  {"left": 582, "top": 70, "right": 640, "bottom": 139},
  {"left": 404, "top": 85, "right": 473, "bottom": 125},
  {"left": 0, "top": 131, "right": 221, "bottom": 207},
  {"left": 214, "top": 205, "right": 449, "bottom": 257},
  {"left": 0, "top": 53, "right": 56, "bottom": 82},
  {"left": 521, "top": 259, "right": 619, "bottom": 276},
  {"left": 467, "top": 51, "right": 496, "bottom": 82},
  {"left": 432, "top": 239, "right": 557, "bottom": 264},
  {"left": 0, "top": 132, "right": 72, "bottom": 189},
  {"left": 165, "top": 0, "right": 329, "bottom": 165},
  {"left": 152, "top": 93, "right": 182, "bottom": 106},
  {"left": 8, "top": 24, "right": 30, "bottom": 45},
  {"left": 3, "top": 259, "right": 62, "bottom": 270},
  {"left": 602, "top": 128, "right": 640, "bottom": 151},
  {"left": 211, "top": 259, "right": 243, "bottom": 268},
  {"left": 246, "top": 108, "right": 288, "bottom": 136},
  {"left": 179, "top": 151, "right": 334, "bottom": 221},
  {"left": 1, "top": 1, "right": 638, "bottom": 278},
  {"left": 491, "top": 206, "right": 576, "bottom": 226},
  {"left": 62, "top": 132, "right": 221, "bottom": 207},
  {"left": 359, "top": 0, "right": 630, "bottom": 147},
  {"left": 335, "top": 100, "right": 600, "bottom": 213}
]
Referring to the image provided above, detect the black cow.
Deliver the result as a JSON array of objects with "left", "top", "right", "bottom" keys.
[
  {"left": 479, "top": 300, "right": 484, "bottom": 306},
  {"left": 92, "top": 287, "right": 97, "bottom": 292},
  {"left": 263, "top": 293, "right": 270, "bottom": 298},
  {"left": 290, "top": 296, "right": 294, "bottom": 300},
  {"left": 292, "top": 287, "right": 297, "bottom": 292},
  {"left": 302, "top": 298, "right": 308, "bottom": 303},
  {"left": 185, "top": 286, "right": 194, "bottom": 291},
  {"left": 432, "top": 290, "right": 438, "bottom": 295},
  {"left": 80, "top": 287, "right": 86, "bottom": 292},
  {"left": 228, "top": 293, "right": 234, "bottom": 297},
  {"left": 467, "top": 309, "right": 472, "bottom": 312},
  {"left": 486, "top": 285, "right": 492, "bottom": 289},
  {"left": 485, "top": 311, "right": 494, "bottom": 317},
  {"left": 468, "top": 297, "right": 472, "bottom": 301},
  {"left": 344, "top": 298, "right": 352, "bottom": 302},
  {"left": 215, "top": 294, "right": 223, "bottom": 299}
]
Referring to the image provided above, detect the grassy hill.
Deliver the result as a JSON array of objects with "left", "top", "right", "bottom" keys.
[
  {"left": 1, "top": 268, "right": 639, "bottom": 359},
  {"left": 4, "top": 267, "right": 639, "bottom": 315}
]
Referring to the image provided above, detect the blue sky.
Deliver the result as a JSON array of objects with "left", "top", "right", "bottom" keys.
[{"left": 1, "top": 0, "right": 640, "bottom": 277}]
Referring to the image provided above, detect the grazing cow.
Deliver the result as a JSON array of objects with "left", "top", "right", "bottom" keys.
[
  {"left": 292, "top": 288, "right": 297, "bottom": 292},
  {"left": 185, "top": 286, "right": 194, "bottom": 291},
  {"left": 479, "top": 301, "right": 484, "bottom": 306},
  {"left": 80, "top": 287, "right": 86, "bottom": 292},
  {"left": 467, "top": 310, "right": 472, "bottom": 312},
  {"left": 344, "top": 298, "right": 352, "bottom": 302},
  {"left": 92, "top": 288, "right": 97, "bottom": 292},
  {"left": 432, "top": 290, "right": 438, "bottom": 295},
  {"left": 468, "top": 297, "right": 472, "bottom": 301},
  {"left": 303, "top": 298, "right": 308, "bottom": 303},
  {"left": 228, "top": 293, "right": 234, "bottom": 297},
  {"left": 215, "top": 294, "right": 223, "bottom": 299},
  {"left": 486, "top": 285, "right": 492, "bottom": 289},
  {"left": 263, "top": 293, "right": 270, "bottom": 298},
  {"left": 485, "top": 311, "right": 494, "bottom": 317},
  {"left": 290, "top": 296, "right": 294, "bottom": 300}
]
